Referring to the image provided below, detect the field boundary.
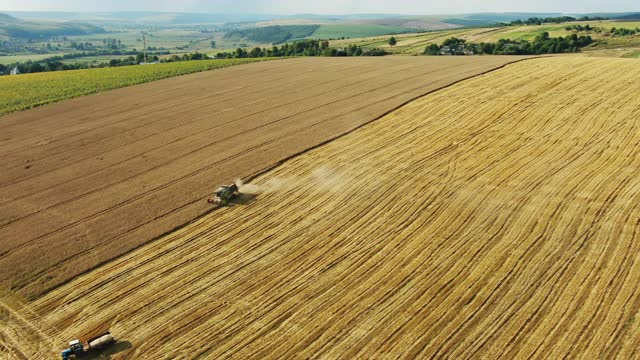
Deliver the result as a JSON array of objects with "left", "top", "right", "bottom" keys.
[
  {"left": 0, "top": 57, "right": 280, "bottom": 117},
  {"left": 241, "top": 56, "right": 544, "bottom": 183},
  {"left": 32, "top": 56, "right": 540, "bottom": 299}
]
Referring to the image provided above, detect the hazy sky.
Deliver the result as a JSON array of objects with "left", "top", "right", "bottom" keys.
[{"left": 1, "top": 0, "right": 638, "bottom": 15}]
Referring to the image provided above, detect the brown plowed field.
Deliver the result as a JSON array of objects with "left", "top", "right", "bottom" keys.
[
  {"left": 0, "top": 56, "right": 525, "bottom": 298},
  {"left": 3, "top": 57, "right": 640, "bottom": 359}
]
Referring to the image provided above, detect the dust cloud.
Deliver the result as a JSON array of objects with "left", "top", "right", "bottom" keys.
[
  {"left": 234, "top": 165, "right": 350, "bottom": 196},
  {"left": 235, "top": 178, "right": 261, "bottom": 194}
]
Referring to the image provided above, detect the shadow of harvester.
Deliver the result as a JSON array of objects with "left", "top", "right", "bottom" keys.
[
  {"left": 84, "top": 341, "right": 133, "bottom": 359},
  {"left": 228, "top": 193, "right": 259, "bottom": 206}
]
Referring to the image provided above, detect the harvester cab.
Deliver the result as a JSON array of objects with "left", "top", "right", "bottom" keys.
[{"left": 208, "top": 183, "right": 239, "bottom": 205}]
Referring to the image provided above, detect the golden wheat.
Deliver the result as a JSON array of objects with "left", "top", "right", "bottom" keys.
[{"left": 4, "top": 56, "right": 640, "bottom": 359}]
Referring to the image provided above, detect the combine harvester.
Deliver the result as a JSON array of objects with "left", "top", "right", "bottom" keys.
[
  {"left": 61, "top": 331, "right": 115, "bottom": 359},
  {"left": 208, "top": 183, "right": 240, "bottom": 205}
]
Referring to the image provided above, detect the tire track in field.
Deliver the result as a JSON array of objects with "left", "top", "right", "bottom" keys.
[
  {"left": 1, "top": 60, "right": 496, "bottom": 253},
  {"left": 0, "top": 60, "right": 365, "bottom": 171},
  {"left": 6, "top": 57, "right": 640, "bottom": 359},
  {"left": 0, "top": 59, "right": 476, "bottom": 207},
  {"left": 1, "top": 57, "right": 526, "bottom": 297}
]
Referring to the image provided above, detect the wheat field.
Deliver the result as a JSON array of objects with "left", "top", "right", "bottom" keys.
[
  {"left": 0, "top": 56, "right": 521, "bottom": 299},
  {"left": 4, "top": 56, "right": 640, "bottom": 359}
]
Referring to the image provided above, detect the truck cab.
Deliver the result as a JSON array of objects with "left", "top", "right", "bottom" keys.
[
  {"left": 61, "top": 339, "right": 84, "bottom": 359},
  {"left": 61, "top": 332, "right": 114, "bottom": 359}
]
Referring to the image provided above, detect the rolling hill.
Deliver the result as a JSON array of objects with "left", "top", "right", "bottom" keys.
[
  {"left": 330, "top": 19, "right": 640, "bottom": 56},
  {"left": 0, "top": 13, "right": 105, "bottom": 39},
  {"left": 224, "top": 25, "right": 320, "bottom": 44}
]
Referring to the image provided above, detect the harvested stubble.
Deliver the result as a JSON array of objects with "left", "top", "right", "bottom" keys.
[
  {"left": 0, "top": 56, "right": 525, "bottom": 298},
  {"left": 0, "top": 293, "right": 58, "bottom": 359},
  {"left": 4, "top": 56, "right": 640, "bottom": 358}
]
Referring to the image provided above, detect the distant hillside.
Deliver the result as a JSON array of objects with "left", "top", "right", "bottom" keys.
[
  {"left": 6, "top": 11, "right": 277, "bottom": 25},
  {"left": 309, "top": 24, "right": 419, "bottom": 39},
  {"left": 460, "top": 13, "right": 563, "bottom": 23},
  {"left": 615, "top": 13, "right": 640, "bottom": 21},
  {"left": 0, "top": 13, "right": 19, "bottom": 23},
  {"left": 224, "top": 25, "right": 320, "bottom": 44},
  {"left": 441, "top": 18, "right": 498, "bottom": 27},
  {"left": 0, "top": 13, "right": 106, "bottom": 39}
]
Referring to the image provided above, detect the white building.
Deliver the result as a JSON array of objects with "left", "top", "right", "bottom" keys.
[{"left": 9, "top": 67, "right": 20, "bottom": 75}]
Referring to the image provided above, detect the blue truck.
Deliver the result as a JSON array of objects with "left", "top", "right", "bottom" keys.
[{"left": 61, "top": 331, "right": 115, "bottom": 359}]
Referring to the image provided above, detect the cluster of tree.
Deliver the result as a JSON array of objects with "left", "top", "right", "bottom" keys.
[
  {"left": 566, "top": 25, "right": 640, "bottom": 36},
  {"left": 321, "top": 46, "right": 386, "bottom": 57},
  {"left": 49, "top": 36, "right": 69, "bottom": 42},
  {"left": 70, "top": 41, "right": 98, "bottom": 50},
  {"left": 0, "top": 39, "right": 25, "bottom": 54},
  {"left": 565, "top": 24, "right": 596, "bottom": 32},
  {"left": 0, "top": 38, "right": 62, "bottom": 54},
  {"left": 0, "top": 51, "right": 172, "bottom": 75},
  {"left": 609, "top": 27, "right": 639, "bottom": 36},
  {"left": 47, "top": 49, "right": 164, "bottom": 61},
  {"left": 9, "top": 49, "right": 168, "bottom": 68},
  {"left": 102, "top": 38, "right": 124, "bottom": 50},
  {"left": 423, "top": 37, "right": 472, "bottom": 55},
  {"left": 1, "top": 39, "right": 387, "bottom": 76},
  {"left": 108, "top": 54, "right": 161, "bottom": 67},
  {"left": 424, "top": 33, "right": 594, "bottom": 56},
  {"left": 507, "top": 16, "right": 607, "bottom": 26},
  {"left": 47, "top": 38, "right": 130, "bottom": 53},
  {"left": 1, "top": 35, "right": 133, "bottom": 56},
  {"left": 577, "top": 16, "right": 609, "bottom": 21},
  {"left": 1, "top": 60, "right": 92, "bottom": 74},
  {"left": 214, "top": 39, "right": 386, "bottom": 59},
  {"left": 161, "top": 52, "right": 211, "bottom": 62}
]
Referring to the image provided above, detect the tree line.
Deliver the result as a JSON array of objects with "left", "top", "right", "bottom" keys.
[
  {"left": 0, "top": 52, "right": 165, "bottom": 75},
  {"left": 424, "top": 33, "right": 594, "bottom": 56},
  {"left": 608, "top": 27, "right": 639, "bottom": 36},
  {"left": 1, "top": 39, "right": 387, "bottom": 75},
  {"left": 0, "top": 50, "right": 174, "bottom": 75},
  {"left": 213, "top": 39, "right": 386, "bottom": 58},
  {"left": 507, "top": 16, "right": 607, "bottom": 26},
  {"left": 566, "top": 24, "right": 640, "bottom": 36}
]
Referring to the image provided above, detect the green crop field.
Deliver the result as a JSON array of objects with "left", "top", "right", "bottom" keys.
[
  {"left": 475, "top": 21, "right": 640, "bottom": 42},
  {"left": 331, "top": 20, "right": 640, "bottom": 55},
  {"left": 626, "top": 50, "right": 640, "bottom": 57},
  {"left": 59, "top": 29, "right": 237, "bottom": 54},
  {"left": 308, "top": 24, "right": 417, "bottom": 39},
  {"left": 62, "top": 29, "right": 202, "bottom": 50},
  {"left": 0, "top": 57, "right": 273, "bottom": 116},
  {"left": 0, "top": 53, "right": 67, "bottom": 64}
]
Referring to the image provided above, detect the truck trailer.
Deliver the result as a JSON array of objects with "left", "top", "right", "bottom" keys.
[{"left": 61, "top": 331, "right": 115, "bottom": 359}]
